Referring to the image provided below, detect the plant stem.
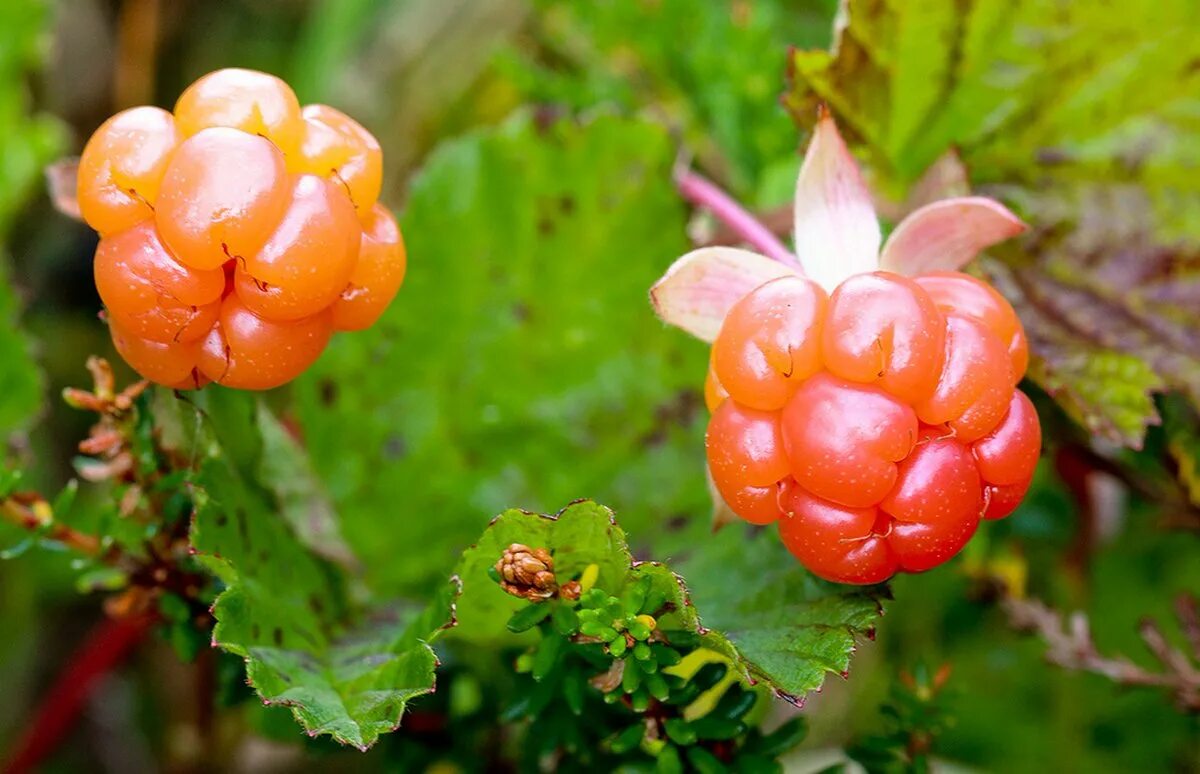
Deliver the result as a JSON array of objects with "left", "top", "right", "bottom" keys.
[
  {"left": 3, "top": 613, "right": 155, "bottom": 774},
  {"left": 674, "top": 170, "right": 801, "bottom": 269},
  {"left": 1004, "top": 596, "right": 1200, "bottom": 711},
  {"left": 1, "top": 496, "right": 103, "bottom": 557}
]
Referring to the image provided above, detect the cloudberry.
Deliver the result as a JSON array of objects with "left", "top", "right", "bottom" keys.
[
  {"left": 77, "top": 68, "right": 405, "bottom": 390},
  {"left": 706, "top": 271, "right": 1041, "bottom": 584}
]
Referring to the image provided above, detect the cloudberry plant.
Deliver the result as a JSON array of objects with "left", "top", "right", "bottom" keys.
[
  {"left": 77, "top": 68, "right": 406, "bottom": 390},
  {"left": 655, "top": 113, "right": 1041, "bottom": 584},
  {"left": 707, "top": 271, "right": 1041, "bottom": 584}
]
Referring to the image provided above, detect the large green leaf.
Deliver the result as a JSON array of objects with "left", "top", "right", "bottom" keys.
[
  {"left": 177, "top": 389, "right": 453, "bottom": 750},
  {"left": 784, "top": 0, "right": 1200, "bottom": 448},
  {"left": 448, "top": 500, "right": 884, "bottom": 702},
  {"left": 0, "top": 0, "right": 60, "bottom": 439},
  {"left": 256, "top": 403, "right": 357, "bottom": 567},
  {"left": 497, "top": 0, "right": 837, "bottom": 199},
  {"left": 0, "top": 0, "right": 66, "bottom": 239},
  {"left": 293, "top": 113, "right": 710, "bottom": 595},
  {"left": 678, "top": 526, "right": 885, "bottom": 703}
]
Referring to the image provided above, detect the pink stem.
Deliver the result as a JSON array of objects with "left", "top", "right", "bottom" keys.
[{"left": 675, "top": 170, "right": 801, "bottom": 269}]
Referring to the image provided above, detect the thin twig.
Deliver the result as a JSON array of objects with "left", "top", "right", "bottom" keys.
[
  {"left": 1, "top": 496, "right": 103, "bottom": 557},
  {"left": 674, "top": 168, "right": 801, "bottom": 269},
  {"left": 1004, "top": 596, "right": 1200, "bottom": 712},
  {"left": 1175, "top": 595, "right": 1200, "bottom": 661}
]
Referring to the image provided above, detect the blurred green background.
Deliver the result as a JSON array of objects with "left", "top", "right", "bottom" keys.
[{"left": 1, "top": 0, "right": 1198, "bottom": 771}]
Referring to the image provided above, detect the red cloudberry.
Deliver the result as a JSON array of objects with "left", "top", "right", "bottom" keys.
[
  {"left": 77, "top": 68, "right": 405, "bottom": 390},
  {"left": 706, "top": 271, "right": 1041, "bottom": 584}
]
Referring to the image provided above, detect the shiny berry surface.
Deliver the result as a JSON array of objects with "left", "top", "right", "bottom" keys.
[
  {"left": 705, "top": 270, "right": 1041, "bottom": 584},
  {"left": 173, "top": 68, "right": 304, "bottom": 156},
  {"left": 234, "top": 174, "right": 362, "bottom": 321},
  {"left": 915, "top": 271, "right": 1029, "bottom": 381},
  {"left": 77, "top": 68, "right": 406, "bottom": 390},
  {"left": 913, "top": 314, "right": 1012, "bottom": 442},
  {"left": 198, "top": 295, "right": 333, "bottom": 391},
  {"left": 331, "top": 204, "right": 406, "bottom": 331},
  {"left": 93, "top": 221, "right": 224, "bottom": 343},
  {"left": 780, "top": 373, "right": 917, "bottom": 509},
  {"left": 712, "top": 276, "right": 826, "bottom": 411},
  {"left": 292, "top": 105, "right": 384, "bottom": 212},
  {"left": 77, "top": 106, "right": 180, "bottom": 236},
  {"left": 155, "top": 128, "right": 291, "bottom": 271},
  {"left": 821, "top": 272, "right": 944, "bottom": 404}
]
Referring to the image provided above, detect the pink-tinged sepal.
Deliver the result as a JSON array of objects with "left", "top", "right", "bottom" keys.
[
  {"left": 879, "top": 197, "right": 1027, "bottom": 276},
  {"left": 793, "top": 110, "right": 881, "bottom": 291},
  {"left": 650, "top": 246, "right": 798, "bottom": 342},
  {"left": 46, "top": 157, "right": 83, "bottom": 221}
]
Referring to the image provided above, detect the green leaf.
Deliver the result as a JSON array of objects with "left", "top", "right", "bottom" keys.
[
  {"left": 551, "top": 602, "right": 579, "bottom": 635},
  {"left": 627, "top": 619, "right": 652, "bottom": 640},
  {"left": 784, "top": 0, "right": 1200, "bottom": 446},
  {"left": 293, "top": 112, "right": 709, "bottom": 596},
  {"left": 622, "top": 574, "right": 650, "bottom": 614},
  {"left": 690, "top": 715, "right": 745, "bottom": 741},
  {"left": 507, "top": 603, "right": 553, "bottom": 634},
  {"left": 0, "top": 0, "right": 67, "bottom": 237},
  {"left": 689, "top": 662, "right": 729, "bottom": 693},
  {"left": 664, "top": 717, "right": 697, "bottom": 746},
  {"left": 686, "top": 745, "right": 730, "bottom": 774},
  {"left": 653, "top": 643, "right": 682, "bottom": 667},
  {"left": 256, "top": 403, "right": 357, "bottom": 567},
  {"left": 563, "top": 670, "right": 585, "bottom": 716},
  {"left": 712, "top": 687, "right": 757, "bottom": 721},
  {"left": 622, "top": 657, "right": 642, "bottom": 693},
  {"left": 497, "top": 0, "right": 837, "bottom": 198},
  {"left": 531, "top": 631, "right": 563, "bottom": 681},
  {"left": 657, "top": 744, "right": 684, "bottom": 774},
  {"left": 610, "top": 722, "right": 644, "bottom": 754},
  {"left": 999, "top": 284, "right": 1166, "bottom": 450},
  {"left": 181, "top": 389, "right": 455, "bottom": 750},
  {"left": 1161, "top": 395, "right": 1200, "bottom": 508},
  {"left": 645, "top": 671, "right": 670, "bottom": 702},
  {"left": 0, "top": 262, "right": 43, "bottom": 439},
  {"left": 754, "top": 717, "right": 808, "bottom": 758},
  {"left": 0, "top": 0, "right": 64, "bottom": 445},
  {"left": 787, "top": 0, "right": 1200, "bottom": 200},
  {"left": 679, "top": 527, "right": 885, "bottom": 703}
]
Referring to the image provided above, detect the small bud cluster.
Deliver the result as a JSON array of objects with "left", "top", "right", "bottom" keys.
[{"left": 492, "top": 548, "right": 807, "bottom": 771}]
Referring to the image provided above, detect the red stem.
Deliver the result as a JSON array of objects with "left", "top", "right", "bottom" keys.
[
  {"left": 674, "top": 170, "right": 802, "bottom": 269},
  {"left": 3, "top": 614, "right": 155, "bottom": 774}
]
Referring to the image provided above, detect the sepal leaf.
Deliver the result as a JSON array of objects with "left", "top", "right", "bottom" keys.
[
  {"left": 879, "top": 197, "right": 1027, "bottom": 275},
  {"left": 651, "top": 247, "right": 798, "bottom": 342},
  {"left": 792, "top": 111, "right": 881, "bottom": 292}
]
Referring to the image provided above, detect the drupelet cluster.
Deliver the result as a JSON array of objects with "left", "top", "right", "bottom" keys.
[
  {"left": 77, "top": 68, "right": 405, "bottom": 390},
  {"left": 705, "top": 270, "right": 1041, "bottom": 584}
]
